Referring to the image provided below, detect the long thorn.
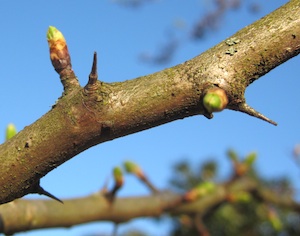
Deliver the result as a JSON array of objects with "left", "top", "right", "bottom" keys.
[
  {"left": 36, "top": 185, "right": 63, "bottom": 204},
  {"left": 231, "top": 102, "right": 277, "bottom": 126},
  {"left": 88, "top": 52, "right": 98, "bottom": 85},
  {"left": 84, "top": 52, "right": 99, "bottom": 93}
]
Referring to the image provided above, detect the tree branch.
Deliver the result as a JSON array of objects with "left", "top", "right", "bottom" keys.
[
  {"left": 0, "top": 1, "right": 299, "bottom": 204},
  {"left": 1, "top": 176, "right": 299, "bottom": 234}
]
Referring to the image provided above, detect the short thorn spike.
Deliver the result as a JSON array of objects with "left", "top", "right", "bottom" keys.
[
  {"left": 31, "top": 181, "right": 63, "bottom": 203},
  {"left": 37, "top": 185, "right": 64, "bottom": 204},
  {"left": 84, "top": 52, "right": 99, "bottom": 92},
  {"left": 91, "top": 52, "right": 98, "bottom": 78},
  {"left": 233, "top": 103, "right": 277, "bottom": 126}
]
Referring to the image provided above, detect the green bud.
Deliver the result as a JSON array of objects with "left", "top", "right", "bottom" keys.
[
  {"left": 124, "top": 161, "right": 145, "bottom": 179},
  {"left": 47, "top": 25, "right": 71, "bottom": 75},
  {"left": 5, "top": 123, "right": 17, "bottom": 141},
  {"left": 185, "top": 181, "right": 216, "bottom": 201},
  {"left": 203, "top": 88, "right": 228, "bottom": 113},
  {"left": 124, "top": 161, "right": 139, "bottom": 174},
  {"left": 195, "top": 181, "right": 216, "bottom": 197},
  {"left": 227, "top": 149, "right": 238, "bottom": 162},
  {"left": 47, "top": 26, "right": 65, "bottom": 41},
  {"left": 203, "top": 93, "right": 221, "bottom": 111},
  {"left": 235, "top": 191, "right": 252, "bottom": 203},
  {"left": 113, "top": 167, "right": 123, "bottom": 184},
  {"left": 244, "top": 152, "right": 257, "bottom": 166},
  {"left": 268, "top": 209, "right": 283, "bottom": 232}
]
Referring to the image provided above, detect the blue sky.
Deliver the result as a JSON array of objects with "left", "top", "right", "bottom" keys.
[{"left": 0, "top": 0, "right": 298, "bottom": 235}]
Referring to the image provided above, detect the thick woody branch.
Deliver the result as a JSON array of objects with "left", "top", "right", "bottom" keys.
[
  {"left": 0, "top": 1, "right": 299, "bottom": 204},
  {"left": 0, "top": 176, "right": 299, "bottom": 234}
]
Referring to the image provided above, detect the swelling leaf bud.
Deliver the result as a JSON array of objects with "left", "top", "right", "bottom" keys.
[
  {"left": 234, "top": 191, "right": 252, "bottom": 203},
  {"left": 227, "top": 149, "right": 238, "bottom": 162},
  {"left": 123, "top": 161, "right": 144, "bottom": 178},
  {"left": 47, "top": 26, "right": 71, "bottom": 73},
  {"left": 268, "top": 209, "right": 283, "bottom": 232},
  {"left": 113, "top": 167, "right": 124, "bottom": 186},
  {"left": 244, "top": 152, "right": 257, "bottom": 166},
  {"left": 184, "top": 181, "right": 216, "bottom": 202},
  {"left": 5, "top": 123, "right": 17, "bottom": 141},
  {"left": 124, "top": 161, "right": 139, "bottom": 174},
  {"left": 47, "top": 26, "right": 65, "bottom": 42},
  {"left": 203, "top": 87, "right": 228, "bottom": 113}
]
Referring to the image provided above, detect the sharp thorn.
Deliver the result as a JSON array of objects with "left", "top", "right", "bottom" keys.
[
  {"left": 36, "top": 185, "right": 63, "bottom": 204},
  {"left": 88, "top": 52, "right": 98, "bottom": 84},
  {"left": 233, "top": 103, "right": 277, "bottom": 126},
  {"left": 84, "top": 52, "right": 99, "bottom": 93},
  {"left": 91, "top": 52, "right": 97, "bottom": 76}
]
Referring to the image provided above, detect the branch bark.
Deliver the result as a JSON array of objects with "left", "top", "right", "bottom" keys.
[{"left": 0, "top": 1, "right": 299, "bottom": 204}]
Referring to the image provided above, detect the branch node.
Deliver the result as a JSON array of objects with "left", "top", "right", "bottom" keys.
[{"left": 233, "top": 103, "right": 277, "bottom": 126}]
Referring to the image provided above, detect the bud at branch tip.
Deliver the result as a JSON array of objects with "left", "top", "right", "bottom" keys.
[
  {"left": 46, "top": 26, "right": 79, "bottom": 93},
  {"left": 113, "top": 166, "right": 124, "bottom": 186}
]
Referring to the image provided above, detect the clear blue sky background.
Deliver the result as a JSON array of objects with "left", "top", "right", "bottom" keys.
[{"left": 0, "top": 0, "right": 298, "bottom": 235}]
